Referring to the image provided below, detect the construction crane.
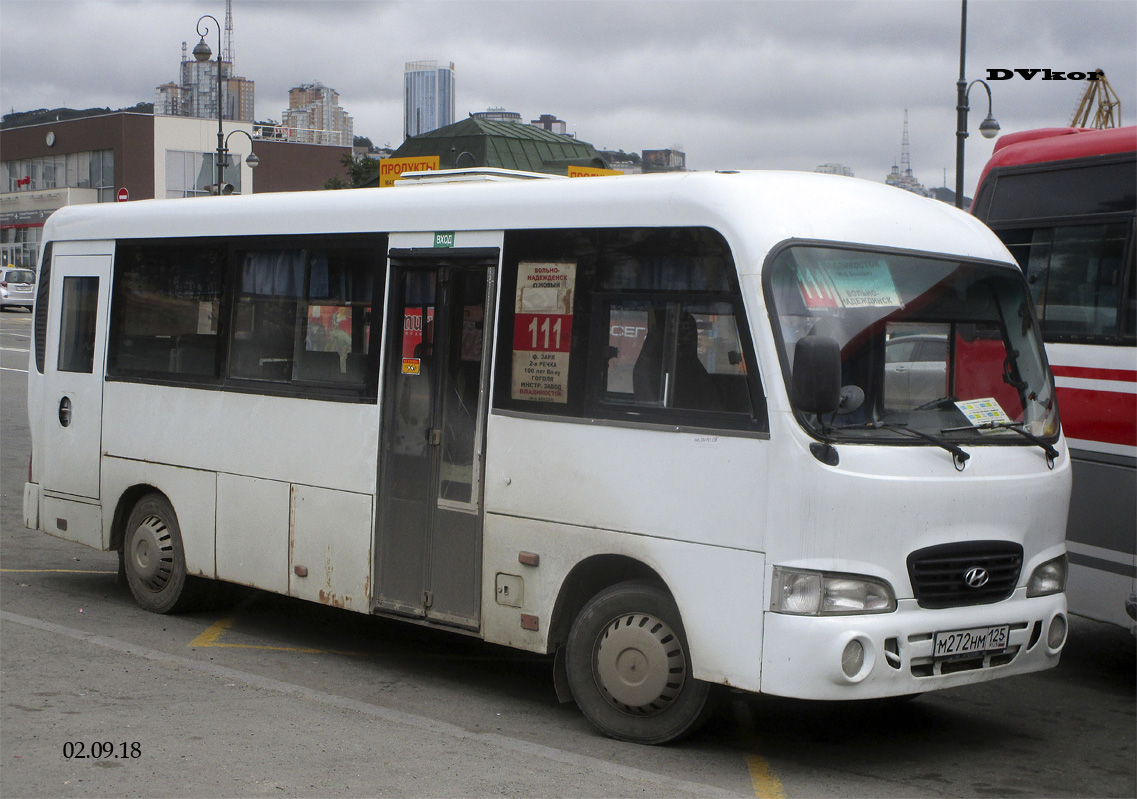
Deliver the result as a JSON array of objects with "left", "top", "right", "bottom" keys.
[{"left": 1070, "top": 69, "right": 1122, "bottom": 128}]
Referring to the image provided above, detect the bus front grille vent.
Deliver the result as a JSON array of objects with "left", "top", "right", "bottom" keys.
[{"left": 906, "top": 541, "right": 1023, "bottom": 609}]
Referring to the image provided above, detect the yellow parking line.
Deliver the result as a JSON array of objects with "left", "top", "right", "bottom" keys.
[
  {"left": 746, "top": 754, "right": 786, "bottom": 799},
  {"left": 189, "top": 616, "right": 234, "bottom": 647},
  {"left": 190, "top": 616, "right": 362, "bottom": 656}
]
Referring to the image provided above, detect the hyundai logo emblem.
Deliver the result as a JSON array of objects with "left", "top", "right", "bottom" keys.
[{"left": 964, "top": 567, "right": 990, "bottom": 588}]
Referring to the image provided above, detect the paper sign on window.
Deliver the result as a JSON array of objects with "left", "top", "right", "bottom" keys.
[
  {"left": 512, "top": 262, "right": 576, "bottom": 403},
  {"left": 954, "top": 398, "right": 1011, "bottom": 426},
  {"left": 798, "top": 260, "right": 900, "bottom": 309}
]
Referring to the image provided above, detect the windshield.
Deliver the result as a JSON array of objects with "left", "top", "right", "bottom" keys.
[{"left": 767, "top": 245, "right": 1059, "bottom": 444}]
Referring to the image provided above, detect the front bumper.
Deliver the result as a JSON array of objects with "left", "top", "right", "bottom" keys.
[{"left": 760, "top": 591, "right": 1066, "bottom": 700}]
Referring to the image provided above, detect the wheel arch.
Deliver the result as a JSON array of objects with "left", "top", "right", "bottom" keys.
[
  {"left": 547, "top": 554, "right": 670, "bottom": 651},
  {"left": 109, "top": 483, "right": 166, "bottom": 552}
]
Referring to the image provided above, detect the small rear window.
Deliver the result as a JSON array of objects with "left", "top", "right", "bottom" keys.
[{"left": 5, "top": 270, "right": 35, "bottom": 284}]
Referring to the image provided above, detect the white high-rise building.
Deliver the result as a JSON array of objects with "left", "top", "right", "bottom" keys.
[{"left": 404, "top": 61, "right": 455, "bottom": 139}]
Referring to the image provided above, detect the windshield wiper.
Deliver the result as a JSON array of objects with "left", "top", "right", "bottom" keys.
[
  {"left": 871, "top": 421, "right": 970, "bottom": 468},
  {"left": 942, "top": 421, "right": 1059, "bottom": 463},
  {"left": 910, "top": 395, "right": 958, "bottom": 412}
]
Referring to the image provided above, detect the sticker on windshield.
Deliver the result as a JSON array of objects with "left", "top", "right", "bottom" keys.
[
  {"left": 954, "top": 398, "right": 1011, "bottom": 426},
  {"left": 797, "top": 260, "right": 901, "bottom": 309}
]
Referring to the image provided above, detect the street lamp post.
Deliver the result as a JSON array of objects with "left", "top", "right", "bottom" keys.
[
  {"left": 954, "top": 0, "right": 1000, "bottom": 209},
  {"left": 192, "top": 15, "right": 225, "bottom": 193},
  {"left": 192, "top": 14, "right": 257, "bottom": 194}
]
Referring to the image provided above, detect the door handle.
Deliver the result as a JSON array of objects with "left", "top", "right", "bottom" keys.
[{"left": 58, "top": 396, "right": 72, "bottom": 427}]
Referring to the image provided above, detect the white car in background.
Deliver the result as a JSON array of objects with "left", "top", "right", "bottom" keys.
[
  {"left": 0, "top": 267, "right": 36, "bottom": 311},
  {"left": 885, "top": 333, "right": 948, "bottom": 410}
]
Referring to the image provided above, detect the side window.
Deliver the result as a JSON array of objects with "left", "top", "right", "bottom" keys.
[
  {"left": 231, "top": 245, "right": 376, "bottom": 388},
  {"left": 496, "top": 227, "right": 766, "bottom": 431},
  {"left": 1006, "top": 222, "right": 1132, "bottom": 342},
  {"left": 108, "top": 244, "right": 225, "bottom": 379},
  {"left": 107, "top": 236, "right": 384, "bottom": 400},
  {"left": 57, "top": 276, "right": 99, "bottom": 374},
  {"left": 601, "top": 299, "right": 749, "bottom": 413}
]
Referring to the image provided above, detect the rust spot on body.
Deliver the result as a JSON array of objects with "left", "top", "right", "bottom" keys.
[{"left": 317, "top": 589, "right": 350, "bottom": 609}]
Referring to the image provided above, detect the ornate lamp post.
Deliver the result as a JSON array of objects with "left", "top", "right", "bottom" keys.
[
  {"left": 192, "top": 14, "right": 257, "bottom": 194},
  {"left": 954, "top": 0, "right": 1000, "bottom": 209}
]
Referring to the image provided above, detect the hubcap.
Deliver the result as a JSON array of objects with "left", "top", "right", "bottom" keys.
[
  {"left": 130, "top": 515, "right": 174, "bottom": 592},
  {"left": 593, "top": 612, "right": 686, "bottom": 716}
]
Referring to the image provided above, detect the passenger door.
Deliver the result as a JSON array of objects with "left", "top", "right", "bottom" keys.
[
  {"left": 41, "top": 250, "right": 112, "bottom": 500},
  {"left": 375, "top": 245, "right": 497, "bottom": 629}
]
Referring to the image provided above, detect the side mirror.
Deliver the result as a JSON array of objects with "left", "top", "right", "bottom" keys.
[{"left": 791, "top": 335, "right": 842, "bottom": 415}]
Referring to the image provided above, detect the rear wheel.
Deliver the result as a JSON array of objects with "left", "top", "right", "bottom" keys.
[
  {"left": 122, "top": 493, "right": 199, "bottom": 614},
  {"left": 565, "top": 580, "right": 716, "bottom": 744}
]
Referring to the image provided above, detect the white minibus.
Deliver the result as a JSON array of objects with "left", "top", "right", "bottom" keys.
[{"left": 25, "top": 169, "right": 1070, "bottom": 744}]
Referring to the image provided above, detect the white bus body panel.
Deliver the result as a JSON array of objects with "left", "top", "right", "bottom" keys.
[
  {"left": 99, "top": 382, "right": 380, "bottom": 601},
  {"left": 484, "top": 415, "right": 768, "bottom": 551},
  {"left": 100, "top": 383, "right": 379, "bottom": 494}
]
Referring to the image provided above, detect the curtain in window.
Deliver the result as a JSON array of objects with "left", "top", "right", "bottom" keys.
[{"left": 241, "top": 250, "right": 306, "bottom": 297}]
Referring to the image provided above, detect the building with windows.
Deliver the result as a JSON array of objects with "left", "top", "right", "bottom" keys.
[
  {"left": 281, "top": 83, "right": 353, "bottom": 146},
  {"left": 530, "top": 114, "right": 569, "bottom": 136},
  {"left": 815, "top": 163, "right": 854, "bottom": 177},
  {"left": 404, "top": 60, "right": 455, "bottom": 139},
  {"left": 0, "top": 112, "right": 350, "bottom": 270},
  {"left": 642, "top": 149, "right": 686, "bottom": 173},
  {"left": 156, "top": 52, "right": 255, "bottom": 123}
]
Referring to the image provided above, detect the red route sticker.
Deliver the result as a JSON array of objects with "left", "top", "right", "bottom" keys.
[{"left": 513, "top": 313, "right": 573, "bottom": 353}]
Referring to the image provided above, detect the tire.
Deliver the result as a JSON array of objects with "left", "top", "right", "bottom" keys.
[
  {"left": 122, "top": 493, "right": 199, "bottom": 614},
  {"left": 565, "top": 580, "right": 716, "bottom": 745}
]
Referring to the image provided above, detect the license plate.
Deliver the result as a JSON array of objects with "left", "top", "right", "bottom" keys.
[{"left": 933, "top": 625, "right": 1009, "bottom": 659}]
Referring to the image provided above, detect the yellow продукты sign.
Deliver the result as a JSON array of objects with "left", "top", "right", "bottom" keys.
[
  {"left": 567, "top": 165, "right": 622, "bottom": 178},
  {"left": 378, "top": 156, "right": 441, "bottom": 187}
]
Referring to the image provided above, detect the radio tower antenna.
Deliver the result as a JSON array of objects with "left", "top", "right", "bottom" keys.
[
  {"left": 900, "top": 109, "right": 913, "bottom": 178},
  {"left": 223, "top": 0, "right": 234, "bottom": 64}
]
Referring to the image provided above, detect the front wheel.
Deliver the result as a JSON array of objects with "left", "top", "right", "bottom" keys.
[
  {"left": 565, "top": 580, "right": 716, "bottom": 744},
  {"left": 122, "top": 493, "right": 199, "bottom": 614}
]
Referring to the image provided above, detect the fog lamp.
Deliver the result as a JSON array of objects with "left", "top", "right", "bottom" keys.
[
  {"left": 841, "top": 639, "right": 865, "bottom": 678},
  {"left": 1047, "top": 614, "right": 1068, "bottom": 650}
]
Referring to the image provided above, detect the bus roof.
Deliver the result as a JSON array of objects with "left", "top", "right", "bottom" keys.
[
  {"left": 976, "top": 126, "right": 1137, "bottom": 190},
  {"left": 42, "top": 170, "right": 1013, "bottom": 273}
]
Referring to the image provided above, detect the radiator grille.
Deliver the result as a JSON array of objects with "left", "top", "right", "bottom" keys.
[{"left": 907, "top": 541, "right": 1023, "bottom": 609}]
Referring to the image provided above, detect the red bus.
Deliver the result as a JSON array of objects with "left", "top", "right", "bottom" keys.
[{"left": 972, "top": 126, "right": 1137, "bottom": 629}]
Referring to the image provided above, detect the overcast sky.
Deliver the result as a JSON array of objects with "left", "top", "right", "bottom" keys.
[{"left": 2, "top": 0, "right": 1134, "bottom": 195}]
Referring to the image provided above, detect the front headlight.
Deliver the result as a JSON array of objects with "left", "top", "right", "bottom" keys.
[
  {"left": 771, "top": 567, "right": 897, "bottom": 615},
  {"left": 1027, "top": 555, "right": 1067, "bottom": 597}
]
